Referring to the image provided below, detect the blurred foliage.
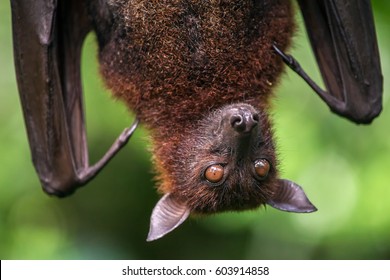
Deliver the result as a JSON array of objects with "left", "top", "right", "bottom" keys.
[{"left": 0, "top": 1, "right": 389, "bottom": 260}]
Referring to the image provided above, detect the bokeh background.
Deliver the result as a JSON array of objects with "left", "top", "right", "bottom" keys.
[{"left": 1, "top": 1, "right": 389, "bottom": 260}]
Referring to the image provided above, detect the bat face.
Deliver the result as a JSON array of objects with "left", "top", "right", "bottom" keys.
[
  {"left": 168, "top": 103, "right": 277, "bottom": 213},
  {"left": 146, "top": 103, "right": 316, "bottom": 241}
]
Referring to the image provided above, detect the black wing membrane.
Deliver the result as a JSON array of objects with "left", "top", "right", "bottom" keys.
[
  {"left": 11, "top": 0, "right": 137, "bottom": 196},
  {"left": 275, "top": 0, "right": 383, "bottom": 124}
]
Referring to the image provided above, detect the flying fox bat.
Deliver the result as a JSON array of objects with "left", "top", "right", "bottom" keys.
[{"left": 10, "top": 0, "right": 382, "bottom": 241}]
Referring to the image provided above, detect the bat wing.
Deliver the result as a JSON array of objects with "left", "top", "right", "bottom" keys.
[
  {"left": 275, "top": 0, "right": 383, "bottom": 124},
  {"left": 11, "top": 0, "right": 137, "bottom": 196}
]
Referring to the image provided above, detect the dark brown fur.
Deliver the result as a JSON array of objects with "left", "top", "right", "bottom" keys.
[
  {"left": 88, "top": 0, "right": 294, "bottom": 212},
  {"left": 169, "top": 103, "right": 278, "bottom": 213}
]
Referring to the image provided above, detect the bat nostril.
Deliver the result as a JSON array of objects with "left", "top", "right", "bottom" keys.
[
  {"left": 230, "top": 115, "right": 244, "bottom": 131},
  {"left": 230, "top": 113, "right": 258, "bottom": 133},
  {"left": 246, "top": 115, "right": 258, "bottom": 132}
]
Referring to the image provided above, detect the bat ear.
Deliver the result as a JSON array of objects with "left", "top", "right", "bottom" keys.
[
  {"left": 147, "top": 193, "right": 190, "bottom": 241},
  {"left": 267, "top": 179, "right": 317, "bottom": 213}
]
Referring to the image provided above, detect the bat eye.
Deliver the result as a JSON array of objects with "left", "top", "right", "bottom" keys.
[
  {"left": 204, "top": 164, "right": 225, "bottom": 183},
  {"left": 254, "top": 159, "right": 270, "bottom": 179}
]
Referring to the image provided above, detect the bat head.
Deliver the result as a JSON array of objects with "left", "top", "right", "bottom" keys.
[{"left": 147, "top": 103, "right": 317, "bottom": 241}]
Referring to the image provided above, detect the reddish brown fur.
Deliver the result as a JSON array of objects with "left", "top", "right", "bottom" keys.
[{"left": 93, "top": 0, "right": 294, "bottom": 204}]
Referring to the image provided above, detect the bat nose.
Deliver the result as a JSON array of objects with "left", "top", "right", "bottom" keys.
[{"left": 230, "top": 111, "right": 259, "bottom": 133}]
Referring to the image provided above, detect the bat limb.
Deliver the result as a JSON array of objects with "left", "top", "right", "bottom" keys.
[
  {"left": 43, "top": 119, "right": 139, "bottom": 197},
  {"left": 272, "top": 43, "right": 344, "bottom": 114},
  {"left": 78, "top": 118, "right": 139, "bottom": 184}
]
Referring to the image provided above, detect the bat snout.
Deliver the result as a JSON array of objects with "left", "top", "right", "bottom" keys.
[{"left": 229, "top": 111, "right": 259, "bottom": 134}]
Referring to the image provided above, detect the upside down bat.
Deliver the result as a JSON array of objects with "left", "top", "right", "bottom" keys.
[{"left": 10, "top": 0, "right": 382, "bottom": 241}]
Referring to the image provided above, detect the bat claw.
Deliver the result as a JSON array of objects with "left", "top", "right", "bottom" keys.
[
  {"left": 119, "top": 118, "right": 139, "bottom": 142},
  {"left": 272, "top": 43, "right": 301, "bottom": 71},
  {"left": 77, "top": 118, "right": 139, "bottom": 186}
]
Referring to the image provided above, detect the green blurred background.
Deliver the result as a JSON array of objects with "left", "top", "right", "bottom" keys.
[{"left": 1, "top": 1, "right": 389, "bottom": 260}]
